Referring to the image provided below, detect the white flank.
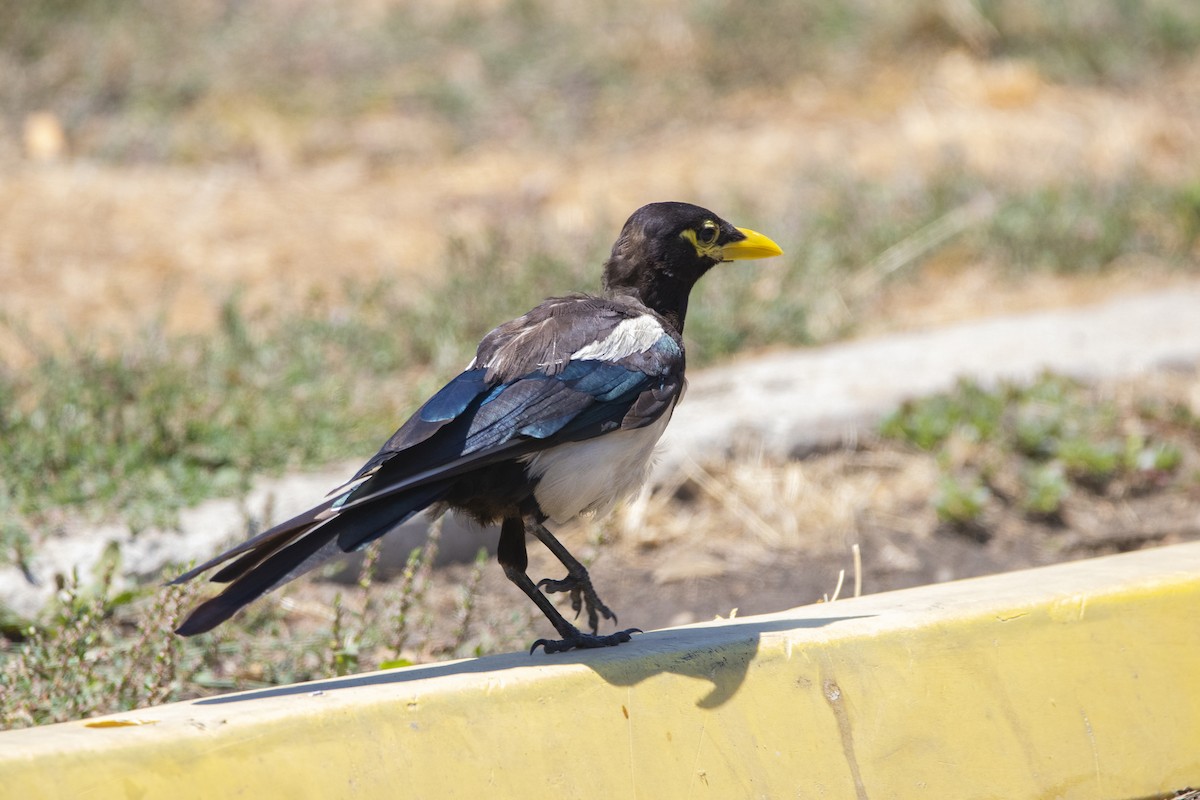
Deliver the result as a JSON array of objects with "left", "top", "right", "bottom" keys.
[
  {"left": 570, "top": 315, "right": 666, "bottom": 362},
  {"left": 522, "top": 409, "right": 674, "bottom": 524}
]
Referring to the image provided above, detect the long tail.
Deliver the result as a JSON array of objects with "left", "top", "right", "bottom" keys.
[{"left": 172, "top": 482, "right": 448, "bottom": 636}]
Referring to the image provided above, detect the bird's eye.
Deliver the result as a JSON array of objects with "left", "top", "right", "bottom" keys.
[{"left": 698, "top": 221, "right": 719, "bottom": 246}]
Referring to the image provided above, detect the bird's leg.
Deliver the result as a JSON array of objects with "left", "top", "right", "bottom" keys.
[
  {"left": 526, "top": 520, "right": 619, "bottom": 634},
  {"left": 498, "top": 517, "right": 637, "bottom": 654}
]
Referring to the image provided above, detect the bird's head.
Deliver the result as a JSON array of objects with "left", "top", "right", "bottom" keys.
[{"left": 602, "top": 201, "right": 782, "bottom": 331}]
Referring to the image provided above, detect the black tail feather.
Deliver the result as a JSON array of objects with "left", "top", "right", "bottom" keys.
[
  {"left": 174, "top": 525, "right": 340, "bottom": 636},
  {"left": 172, "top": 415, "right": 541, "bottom": 634},
  {"left": 208, "top": 519, "right": 328, "bottom": 583},
  {"left": 168, "top": 499, "right": 335, "bottom": 586},
  {"left": 174, "top": 483, "right": 452, "bottom": 635},
  {"left": 207, "top": 482, "right": 447, "bottom": 585}
]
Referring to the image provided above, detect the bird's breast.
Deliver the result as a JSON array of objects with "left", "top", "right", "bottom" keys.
[{"left": 521, "top": 408, "right": 674, "bottom": 524}]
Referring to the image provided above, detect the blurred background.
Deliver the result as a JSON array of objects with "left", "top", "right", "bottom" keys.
[{"left": 2, "top": 0, "right": 1199, "bottom": 724}]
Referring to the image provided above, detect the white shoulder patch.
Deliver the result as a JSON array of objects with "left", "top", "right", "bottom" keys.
[{"left": 570, "top": 315, "right": 666, "bottom": 362}]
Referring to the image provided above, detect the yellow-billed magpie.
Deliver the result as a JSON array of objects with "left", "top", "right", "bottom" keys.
[{"left": 172, "top": 202, "right": 782, "bottom": 653}]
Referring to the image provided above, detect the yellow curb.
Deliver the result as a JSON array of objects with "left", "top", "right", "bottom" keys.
[{"left": 4, "top": 542, "right": 1200, "bottom": 799}]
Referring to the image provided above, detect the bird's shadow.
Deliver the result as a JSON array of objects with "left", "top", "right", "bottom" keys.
[{"left": 194, "top": 613, "right": 869, "bottom": 710}]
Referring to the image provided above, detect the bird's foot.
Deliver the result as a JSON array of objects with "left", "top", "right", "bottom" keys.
[
  {"left": 530, "top": 626, "right": 641, "bottom": 655},
  {"left": 537, "top": 570, "right": 616, "bottom": 633}
]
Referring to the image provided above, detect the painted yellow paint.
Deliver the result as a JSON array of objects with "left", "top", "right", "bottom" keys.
[{"left": 4, "top": 542, "right": 1200, "bottom": 799}]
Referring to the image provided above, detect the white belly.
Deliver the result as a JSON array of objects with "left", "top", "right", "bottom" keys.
[{"left": 522, "top": 410, "right": 674, "bottom": 524}]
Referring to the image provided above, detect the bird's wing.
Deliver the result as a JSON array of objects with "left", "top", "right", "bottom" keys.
[
  {"left": 347, "top": 295, "right": 673, "bottom": 472},
  {"left": 330, "top": 295, "right": 685, "bottom": 530},
  {"left": 172, "top": 296, "right": 684, "bottom": 634}
]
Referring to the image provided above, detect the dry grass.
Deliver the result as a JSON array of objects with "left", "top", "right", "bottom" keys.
[{"left": 3, "top": 4, "right": 1200, "bottom": 361}]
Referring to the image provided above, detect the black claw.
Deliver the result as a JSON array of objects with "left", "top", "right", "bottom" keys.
[
  {"left": 529, "top": 627, "right": 641, "bottom": 655},
  {"left": 536, "top": 572, "right": 617, "bottom": 634}
]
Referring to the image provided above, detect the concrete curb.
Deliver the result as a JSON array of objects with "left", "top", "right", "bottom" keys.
[{"left": 4, "top": 541, "right": 1199, "bottom": 799}]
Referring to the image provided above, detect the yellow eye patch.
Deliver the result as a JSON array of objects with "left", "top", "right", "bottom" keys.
[{"left": 680, "top": 222, "right": 723, "bottom": 257}]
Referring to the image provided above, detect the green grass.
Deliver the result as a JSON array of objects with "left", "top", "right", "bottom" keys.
[
  {"left": 934, "top": 473, "right": 992, "bottom": 528},
  {"left": 976, "top": 0, "right": 1200, "bottom": 84},
  {"left": 4, "top": 0, "right": 1199, "bottom": 164},
  {"left": 696, "top": 173, "right": 1200, "bottom": 355},
  {"left": 880, "top": 373, "right": 1192, "bottom": 527},
  {"left": 0, "top": 228, "right": 588, "bottom": 540},
  {"left": 982, "top": 180, "right": 1199, "bottom": 273}
]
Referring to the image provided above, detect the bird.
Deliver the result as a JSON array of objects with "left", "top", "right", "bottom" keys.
[{"left": 171, "top": 201, "right": 782, "bottom": 653}]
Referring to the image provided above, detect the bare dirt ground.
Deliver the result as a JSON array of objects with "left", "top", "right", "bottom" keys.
[{"left": 4, "top": 50, "right": 1200, "bottom": 656}]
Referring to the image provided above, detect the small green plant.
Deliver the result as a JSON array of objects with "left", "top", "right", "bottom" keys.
[
  {"left": 934, "top": 473, "right": 991, "bottom": 527},
  {"left": 881, "top": 378, "right": 1007, "bottom": 451},
  {"left": 1021, "top": 463, "right": 1071, "bottom": 518},
  {"left": 1057, "top": 437, "right": 1122, "bottom": 487},
  {"left": 1132, "top": 440, "right": 1183, "bottom": 473}
]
